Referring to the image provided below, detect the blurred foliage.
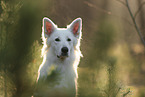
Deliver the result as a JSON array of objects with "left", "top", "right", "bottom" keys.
[{"left": 0, "top": 0, "right": 145, "bottom": 97}]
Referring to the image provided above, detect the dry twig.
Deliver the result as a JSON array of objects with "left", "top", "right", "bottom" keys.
[
  {"left": 123, "top": 90, "right": 130, "bottom": 97},
  {"left": 117, "top": 0, "right": 145, "bottom": 46},
  {"left": 134, "top": 2, "right": 145, "bottom": 19}
]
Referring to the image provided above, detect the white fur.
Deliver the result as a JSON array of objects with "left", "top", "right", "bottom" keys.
[{"left": 34, "top": 17, "right": 82, "bottom": 97}]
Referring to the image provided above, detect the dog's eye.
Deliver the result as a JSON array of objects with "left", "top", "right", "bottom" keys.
[
  {"left": 55, "top": 38, "right": 60, "bottom": 42},
  {"left": 67, "top": 38, "right": 71, "bottom": 41}
]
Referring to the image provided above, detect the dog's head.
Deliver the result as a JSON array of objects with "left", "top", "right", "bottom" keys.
[{"left": 42, "top": 17, "right": 82, "bottom": 60}]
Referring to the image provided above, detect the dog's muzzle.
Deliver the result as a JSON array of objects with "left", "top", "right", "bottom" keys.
[{"left": 57, "top": 47, "right": 69, "bottom": 59}]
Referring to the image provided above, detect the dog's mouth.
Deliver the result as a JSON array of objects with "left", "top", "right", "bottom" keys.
[{"left": 57, "top": 53, "right": 68, "bottom": 60}]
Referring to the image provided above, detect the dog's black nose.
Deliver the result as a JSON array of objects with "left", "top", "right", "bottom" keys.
[{"left": 61, "top": 47, "right": 68, "bottom": 53}]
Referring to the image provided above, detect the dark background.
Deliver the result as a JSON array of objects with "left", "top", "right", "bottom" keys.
[{"left": 0, "top": 0, "right": 145, "bottom": 97}]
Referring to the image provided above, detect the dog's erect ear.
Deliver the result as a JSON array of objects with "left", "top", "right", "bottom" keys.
[
  {"left": 43, "top": 17, "right": 56, "bottom": 37},
  {"left": 68, "top": 18, "right": 82, "bottom": 38}
]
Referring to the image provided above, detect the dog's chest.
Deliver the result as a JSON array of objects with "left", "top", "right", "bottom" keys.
[{"left": 46, "top": 63, "right": 76, "bottom": 90}]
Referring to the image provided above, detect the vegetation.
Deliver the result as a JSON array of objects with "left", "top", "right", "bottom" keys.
[{"left": 0, "top": 0, "right": 145, "bottom": 97}]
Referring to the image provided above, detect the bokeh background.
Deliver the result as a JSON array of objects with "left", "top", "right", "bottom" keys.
[{"left": 0, "top": 0, "right": 145, "bottom": 97}]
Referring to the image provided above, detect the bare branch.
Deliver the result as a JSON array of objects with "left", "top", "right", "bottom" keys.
[
  {"left": 123, "top": 90, "right": 130, "bottom": 97},
  {"left": 134, "top": 2, "right": 145, "bottom": 19},
  {"left": 116, "top": 0, "right": 145, "bottom": 45},
  {"left": 84, "top": 1, "right": 111, "bottom": 15},
  {"left": 125, "top": 0, "right": 145, "bottom": 46},
  {"left": 115, "top": 87, "right": 121, "bottom": 96},
  {"left": 116, "top": 0, "right": 127, "bottom": 7}
]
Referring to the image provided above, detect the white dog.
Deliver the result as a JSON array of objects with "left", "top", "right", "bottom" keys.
[{"left": 34, "top": 17, "right": 82, "bottom": 97}]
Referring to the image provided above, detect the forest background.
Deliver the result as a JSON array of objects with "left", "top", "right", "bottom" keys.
[{"left": 0, "top": 0, "right": 145, "bottom": 97}]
